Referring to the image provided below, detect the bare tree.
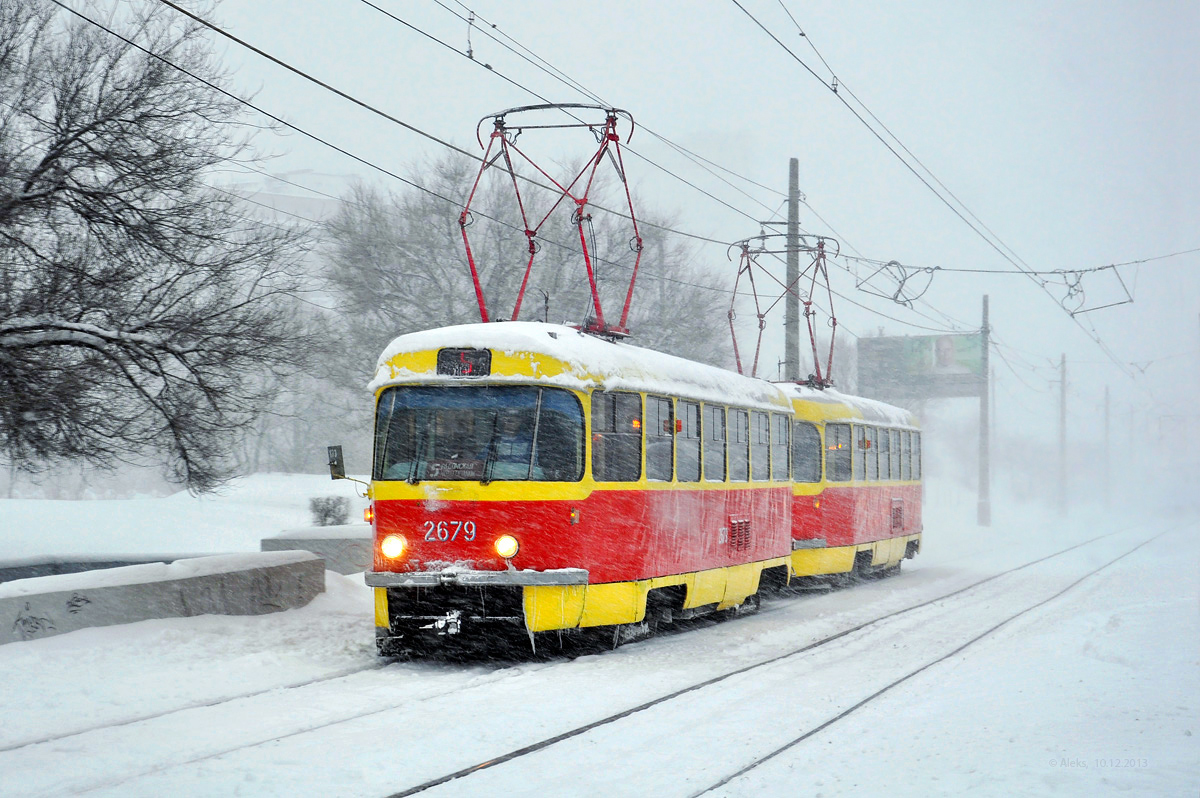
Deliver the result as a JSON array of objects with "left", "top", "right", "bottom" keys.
[
  {"left": 0, "top": 2, "right": 313, "bottom": 492},
  {"left": 322, "top": 154, "right": 732, "bottom": 378}
]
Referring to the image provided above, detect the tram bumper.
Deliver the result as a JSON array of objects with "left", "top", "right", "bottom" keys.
[
  {"left": 368, "top": 569, "right": 590, "bottom": 650},
  {"left": 365, "top": 568, "right": 589, "bottom": 588}
]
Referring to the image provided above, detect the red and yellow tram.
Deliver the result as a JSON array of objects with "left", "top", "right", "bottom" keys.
[
  {"left": 784, "top": 385, "right": 923, "bottom": 579},
  {"left": 360, "top": 321, "right": 921, "bottom": 654}
]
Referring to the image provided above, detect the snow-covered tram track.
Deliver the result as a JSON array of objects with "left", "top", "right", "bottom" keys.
[
  {"left": 380, "top": 524, "right": 1171, "bottom": 797},
  {"left": 0, "top": 656, "right": 562, "bottom": 797},
  {"left": 688, "top": 528, "right": 1174, "bottom": 797},
  {"left": 0, "top": 661, "right": 388, "bottom": 754},
  {"left": 5, "top": 522, "right": 1173, "bottom": 797}
]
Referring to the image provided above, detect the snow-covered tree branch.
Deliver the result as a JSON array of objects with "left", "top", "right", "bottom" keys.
[{"left": 0, "top": 2, "right": 314, "bottom": 491}]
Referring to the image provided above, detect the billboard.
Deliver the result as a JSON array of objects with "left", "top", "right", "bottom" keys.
[{"left": 857, "top": 333, "right": 985, "bottom": 404}]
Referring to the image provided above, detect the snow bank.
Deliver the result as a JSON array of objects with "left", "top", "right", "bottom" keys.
[
  {"left": 0, "top": 551, "right": 325, "bottom": 646},
  {"left": 0, "top": 551, "right": 318, "bottom": 599},
  {"left": 0, "top": 472, "right": 367, "bottom": 561}
]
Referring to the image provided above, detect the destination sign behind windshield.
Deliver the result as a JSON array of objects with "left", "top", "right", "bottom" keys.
[{"left": 436, "top": 348, "right": 491, "bottom": 377}]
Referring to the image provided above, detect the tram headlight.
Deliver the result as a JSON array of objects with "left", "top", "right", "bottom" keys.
[
  {"left": 494, "top": 534, "right": 520, "bottom": 559},
  {"left": 380, "top": 534, "right": 407, "bottom": 559}
]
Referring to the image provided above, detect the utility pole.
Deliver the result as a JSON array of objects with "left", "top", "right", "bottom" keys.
[
  {"left": 1058, "top": 353, "right": 1067, "bottom": 516},
  {"left": 1104, "top": 385, "right": 1110, "bottom": 508},
  {"left": 990, "top": 366, "right": 997, "bottom": 457},
  {"left": 784, "top": 158, "right": 800, "bottom": 381},
  {"left": 978, "top": 295, "right": 991, "bottom": 526}
]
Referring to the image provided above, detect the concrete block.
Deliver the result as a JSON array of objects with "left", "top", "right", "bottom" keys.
[
  {"left": 0, "top": 556, "right": 196, "bottom": 585},
  {"left": 262, "top": 524, "right": 373, "bottom": 575},
  {"left": 0, "top": 551, "right": 324, "bottom": 646}
]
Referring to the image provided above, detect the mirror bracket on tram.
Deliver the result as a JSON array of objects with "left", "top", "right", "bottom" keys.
[{"left": 326, "top": 444, "right": 371, "bottom": 496}]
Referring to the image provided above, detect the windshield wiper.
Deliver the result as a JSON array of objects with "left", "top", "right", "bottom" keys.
[
  {"left": 525, "top": 390, "right": 543, "bottom": 480},
  {"left": 480, "top": 412, "right": 501, "bottom": 485},
  {"left": 407, "top": 426, "right": 428, "bottom": 485}
]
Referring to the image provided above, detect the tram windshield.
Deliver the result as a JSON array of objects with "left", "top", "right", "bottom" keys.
[{"left": 373, "top": 386, "right": 584, "bottom": 482}]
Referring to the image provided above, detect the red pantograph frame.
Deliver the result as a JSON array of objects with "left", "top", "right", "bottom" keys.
[
  {"left": 727, "top": 234, "right": 840, "bottom": 385},
  {"left": 458, "top": 104, "right": 643, "bottom": 336}
]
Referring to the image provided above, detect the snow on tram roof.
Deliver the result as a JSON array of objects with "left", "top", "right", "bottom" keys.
[
  {"left": 779, "top": 382, "right": 918, "bottom": 427},
  {"left": 371, "top": 321, "right": 790, "bottom": 410}
]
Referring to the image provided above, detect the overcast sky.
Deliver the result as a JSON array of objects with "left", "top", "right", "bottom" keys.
[{"left": 187, "top": 0, "right": 1198, "bottom": 460}]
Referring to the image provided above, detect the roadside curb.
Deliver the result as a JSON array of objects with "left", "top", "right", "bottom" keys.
[{"left": 0, "top": 551, "right": 325, "bottom": 645}]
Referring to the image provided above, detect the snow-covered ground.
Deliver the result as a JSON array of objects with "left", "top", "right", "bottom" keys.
[
  {"left": 0, "top": 473, "right": 369, "bottom": 561},
  {"left": 0, "top": 475, "right": 1195, "bottom": 797}
]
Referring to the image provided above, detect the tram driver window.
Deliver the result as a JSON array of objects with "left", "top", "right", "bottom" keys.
[
  {"left": 373, "top": 386, "right": 583, "bottom": 482},
  {"left": 826, "top": 423, "right": 852, "bottom": 482},
  {"left": 591, "top": 391, "right": 641, "bottom": 482},
  {"left": 646, "top": 395, "right": 674, "bottom": 481}
]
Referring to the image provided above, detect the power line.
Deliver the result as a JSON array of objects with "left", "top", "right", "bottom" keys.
[
  {"left": 209, "top": 184, "right": 328, "bottom": 227},
  {"left": 730, "top": 0, "right": 1045, "bottom": 278},
  {"left": 152, "top": 0, "right": 732, "bottom": 248},
  {"left": 408, "top": 0, "right": 983, "bottom": 339},
  {"left": 1107, "top": 246, "right": 1200, "bottom": 269},
  {"left": 730, "top": 0, "right": 1147, "bottom": 384},
  {"left": 432, "top": 0, "right": 790, "bottom": 203},
  {"left": 55, "top": 0, "right": 721, "bottom": 309},
  {"left": 151, "top": 0, "right": 961, "bottom": 341},
  {"left": 758, "top": 252, "right": 962, "bottom": 335},
  {"left": 66, "top": 0, "right": 1159, "bottom": 370},
  {"left": 770, "top": 1, "right": 1040, "bottom": 280},
  {"left": 357, "top": 0, "right": 777, "bottom": 229},
  {"left": 790, "top": 205, "right": 976, "bottom": 333}
]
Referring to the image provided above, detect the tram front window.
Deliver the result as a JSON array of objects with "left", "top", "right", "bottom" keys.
[{"left": 374, "top": 386, "right": 584, "bottom": 482}]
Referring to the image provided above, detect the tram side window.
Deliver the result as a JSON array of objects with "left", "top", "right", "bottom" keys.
[
  {"left": 878, "top": 428, "right": 891, "bottom": 480},
  {"left": 866, "top": 427, "right": 879, "bottom": 480},
  {"left": 750, "top": 412, "right": 770, "bottom": 481},
  {"left": 646, "top": 395, "right": 674, "bottom": 481},
  {"left": 677, "top": 401, "right": 701, "bottom": 482},
  {"left": 826, "top": 423, "right": 852, "bottom": 482},
  {"left": 901, "top": 430, "right": 912, "bottom": 480},
  {"left": 704, "top": 404, "right": 726, "bottom": 482},
  {"left": 530, "top": 389, "right": 586, "bottom": 480},
  {"left": 729, "top": 409, "right": 750, "bottom": 482},
  {"left": 890, "top": 429, "right": 902, "bottom": 479},
  {"left": 591, "top": 391, "right": 642, "bottom": 482},
  {"left": 854, "top": 426, "right": 867, "bottom": 481},
  {"left": 913, "top": 431, "right": 922, "bottom": 479},
  {"left": 771, "top": 414, "right": 789, "bottom": 481},
  {"left": 792, "top": 421, "right": 821, "bottom": 483}
]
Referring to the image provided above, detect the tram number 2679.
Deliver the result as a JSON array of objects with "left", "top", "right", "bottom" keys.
[{"left": 423, "top": 520, "right": 477, "bottom": 542}]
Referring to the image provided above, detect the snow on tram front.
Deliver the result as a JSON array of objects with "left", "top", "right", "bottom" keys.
[{"left": 341, "top": 320, "right": 921, "bottom": 656}]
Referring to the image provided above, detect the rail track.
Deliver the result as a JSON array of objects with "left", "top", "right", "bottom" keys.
[
  {"left": 385, "top": 524, "right": 1169, "bottom": 797},
  {"left": 3, "top": 523, "right": 1172, "bottom": 797}
]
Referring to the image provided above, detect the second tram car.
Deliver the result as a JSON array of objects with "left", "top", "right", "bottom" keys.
[{"left": 358, "top": 321, "right": 921, "bottom": 654}]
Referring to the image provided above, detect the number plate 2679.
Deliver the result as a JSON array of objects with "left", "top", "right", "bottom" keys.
[{"left": 423, "top": 520, "right": 477, "bottom": 541}]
